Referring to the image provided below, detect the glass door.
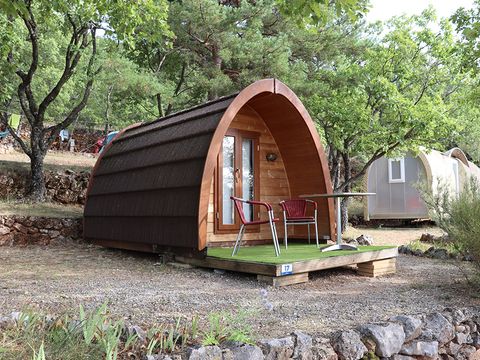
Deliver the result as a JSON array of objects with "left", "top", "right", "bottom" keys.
[{"left": 216, "top": 129, "right": 259, "bottom": 232}]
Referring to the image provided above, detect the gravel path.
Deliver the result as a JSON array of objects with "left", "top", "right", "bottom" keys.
[{"left": 0, "top": 242, "right": 478, "bottom": 338}]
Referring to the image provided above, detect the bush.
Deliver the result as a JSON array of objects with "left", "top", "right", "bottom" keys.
[{"left": 423, "top": 178, "right": 480, "bottom": 275}]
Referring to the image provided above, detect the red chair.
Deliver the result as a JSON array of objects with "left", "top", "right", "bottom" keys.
[
  {"left": 279, "top": 199, "right": 318, "bottom": 249},
  {"left": 230, "top": 197, "right": 280, "bottom": 256}
]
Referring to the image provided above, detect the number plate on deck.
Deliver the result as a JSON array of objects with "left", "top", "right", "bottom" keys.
[{"left": 280, "top": 263, "right": 293, "bottom": 275}]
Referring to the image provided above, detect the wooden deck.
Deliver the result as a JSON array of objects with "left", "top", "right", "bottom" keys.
[{"left": 176, "top": 246, "right": 398, "bottom": 286}]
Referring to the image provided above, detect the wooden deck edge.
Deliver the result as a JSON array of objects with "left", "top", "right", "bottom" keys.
[
  {"left": 176, "top": 247, "right": 398, "bottom": 278},
  {"left": 273, "top": 247, "right": 398, "bottom": 276},
  {"left": 175, "top": 255, "right": 277, "bottom": 276}
]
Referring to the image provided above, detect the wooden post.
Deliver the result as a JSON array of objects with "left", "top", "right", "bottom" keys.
[{"left": 357, "top": 258, "right": 396, "bottom": 277}]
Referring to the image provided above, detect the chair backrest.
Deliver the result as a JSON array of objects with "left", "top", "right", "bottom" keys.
[
  {"left": 281, "top": 199, "right": 307, "bottom": 219},
  {"left": 230, "top": 196, "right": 248, "bottom": 225}
]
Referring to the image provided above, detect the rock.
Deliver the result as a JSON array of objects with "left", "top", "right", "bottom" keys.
[
  {"left": 431, "top": 248, "right": 449, "bottom": 260},
  {"left": 391, "top": 355, "right": 416, "bottom": 360},
  {"left": 292, "top": 331, "right": 313, "bottom": 359},
  {"left": 227, "top": 344, "right": 264, "bottom": 360},
  {"left": 469, "top": 349, "right": 480, "bottom": 360},
  {"left": 312, "top": 337, "right": 337, "bottom": 360},
  {"left": 456, "top": 345, "right": 477, "bottom": 360},
  {"left": 446, "top": 341, "right": 462, "bottom": 356},
  {"left": 423, "top": 312, "right": 455, "bottom": 345},
  {"left": 358, "top": 322, "right": 405, "bottom": 357},
  {"left": 331, "top": 330, "right": 367, "bottom": 360},
  {"left": 259, "top": 336, "right": 294, "bottom": 360},
  {"left": 420, "top": 233, "right": 435, "bottom": 243},
  {"left": 355, "top": 234, "right": 374, "bottom": 246},
  {"left": 12, "top": 222, "right": 29, "bottom": 234},
  {"left": 456, "top": 332, "right": 472, "bottom": 345},
  {"left": 188, "top": 346, "right": 223, "bottom": 360},
  {"left": 389, "top": 315, "right": 423, "bottom": 342},
  {"left": 127, "top": 325, "right": 147, "bottom": 342},
  {"left": 0, "top": 224, "right": 10, "bottom": 236},
  {"left": 400, "top": 340, "right": 438, "bottom": 358}
]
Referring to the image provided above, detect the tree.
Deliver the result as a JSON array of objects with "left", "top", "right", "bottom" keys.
[
  {"left": 276, "top": 0, "right": 368, "bottom": 25},
  {"left": 81, "top": 47, "right": 161, "bottom": 131},
  {"left": 0, "top": 0, "right": 169, "bottom": 201},
  {"left": 301, "top": 11, "right": 465, "bottom": 229}
]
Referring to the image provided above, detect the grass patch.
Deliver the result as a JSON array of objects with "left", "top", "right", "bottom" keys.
[
  {"left": 0, "top": 201, "right": 83, "bottom": 218},
  {"left": 207, "top": 243, "right": 396, "bottom": 264},
  {"left": 0, "top": 305, "right": 255, "bottom": 359}
]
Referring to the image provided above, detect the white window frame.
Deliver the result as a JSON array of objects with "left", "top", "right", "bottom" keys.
[{"left": 388, "top": 158, "right": 405, "bottom": 183}]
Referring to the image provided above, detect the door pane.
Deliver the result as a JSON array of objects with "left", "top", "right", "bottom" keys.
[
  {"left": 242, "top": 139, "right": 254, "bottom": 221},
  {"left": 222, "top": 136, "right": 235, "bottom": 224}
]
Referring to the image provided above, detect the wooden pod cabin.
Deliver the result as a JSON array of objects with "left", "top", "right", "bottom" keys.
[{"left": 84, "top": 79, "right": 335, "bottom": 256}]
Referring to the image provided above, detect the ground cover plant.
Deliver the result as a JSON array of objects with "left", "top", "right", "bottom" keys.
[
  {"left": 0, "top": 304, "right": 255, "bottom": 359},
  {"left": 208, "top": 243, "right": 395, "bottom": 264}
]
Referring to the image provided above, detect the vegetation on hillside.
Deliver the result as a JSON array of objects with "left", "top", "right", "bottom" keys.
[{"left": 0, "top": 0, "right": 480, "bottom": 209}]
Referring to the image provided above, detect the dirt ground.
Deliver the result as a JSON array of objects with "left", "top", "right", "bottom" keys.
[
  {"left": 0, "top": 239, "right": 478, "bottom": 339},
  {"left": 0, "top": 151, "right": 97, "bottom": 170},
  {"left": 343, "top": 226, "right": 444, "bottom": 246}
]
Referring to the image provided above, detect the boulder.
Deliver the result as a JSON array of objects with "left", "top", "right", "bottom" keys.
[
  {"left": 312, "top": 337, "right": 337, "bottom": 360},
  {"left": 226, "top": 344, "right": 264, "bottom": 360},
  {"left": 400, "top": 340, "right": 438, "bottom": 358},
  {"left": 188, "top": 346, "right": 223, "bottom": 360},
  {"left": 423, "top": 312, "right": 455, "bottom": 345},
  {"left": 389, "top": 315, "right": 423, "bottom": 342},
  {"left": 292, "top": 331, "right": 313, "bottom": 359},
  {"left": 358, "top": 322, "right": 405, "bottom": 357},
  {"left": 355, "top": 235, "right": 374, "bottom": 246},
  {"left": 420, "top": 233, "right": 435, "bottom": 243},
  {"left": 259, "top": 336, "right": 294, "bottom": 360},
  {"left": 0, "top": 224, "right": 10, "bottom": 236},
  {"left": 331, "top": 330, "right": 367, "bottom": 360}
]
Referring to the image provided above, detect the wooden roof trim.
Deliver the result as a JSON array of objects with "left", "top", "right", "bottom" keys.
[
  {"left": 273, "top": 80, "right": 335, "bottom": 241},
  {"left": 197, "top": 79, "right": 335, "bottom": 250}
]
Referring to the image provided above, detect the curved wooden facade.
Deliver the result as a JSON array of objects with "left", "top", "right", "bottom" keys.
[{"left": 84, "top": 79, "right": 334, "bottom": 255}]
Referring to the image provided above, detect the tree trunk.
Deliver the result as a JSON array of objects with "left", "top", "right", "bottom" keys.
[
  {"left": 155, "top": 93, "right": 163, "bottom": 117},
  {"left": 28, "top": 138, "right": 46, "bottom": 201}
]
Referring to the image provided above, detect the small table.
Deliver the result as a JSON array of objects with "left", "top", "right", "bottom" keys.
[{"left": 300, "top": 192, "right": 376, "bottom": 252}]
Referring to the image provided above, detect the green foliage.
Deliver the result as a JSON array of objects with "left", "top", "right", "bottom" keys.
[
  {"left": 423, "top": 178, "right": 480, "bottom": 278},
  {"left": 276, "top": 0, "right": 369, "bottom": 26},
  {"left": 201, "top": 309, "right": 254, "bottom": 345}
]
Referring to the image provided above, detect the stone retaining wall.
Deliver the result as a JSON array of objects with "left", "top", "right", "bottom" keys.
[
  {"left": 0, "top": 215, "right": 82, "bottom": 246},
  {"left": 1, "top": 306, "right": 478, "bottom": 359},
  {"left": 169, "top": 307, "right": 480, "bottom": 360},
  {"left": 0, "top": 168, "right": 90, "bottom": 204}
]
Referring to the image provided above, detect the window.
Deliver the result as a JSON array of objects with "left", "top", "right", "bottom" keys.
[
  {"left": 216, "top": 129, "right": 260, "bottom": 233},
  {"left": 388, "top": 158, "right": 405, "bottom": 183}
]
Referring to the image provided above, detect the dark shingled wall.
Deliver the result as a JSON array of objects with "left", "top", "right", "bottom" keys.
[{"left": 83, "top": 95, "right": 236, "bottom": 252}]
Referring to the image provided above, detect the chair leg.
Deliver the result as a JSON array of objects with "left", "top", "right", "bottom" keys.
[
  {"left": 269, "top": 211, "right": 280, "bottom": 256},
  {"left": 314, "top": 210, "right": 319, "bottom": 248},
  {"left": 307, "top": 224, "right": 311, "bottom": 244},
  {"left": 284, "top": 216, "right": 288, "bottom": 249},
  {"left": 232, "top": 224, "right": 245, "bottom": 256}
]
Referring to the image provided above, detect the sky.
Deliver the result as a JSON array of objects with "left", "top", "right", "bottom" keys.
[{"left": 366, "top": 0, "right": 475, "bottom": 22}]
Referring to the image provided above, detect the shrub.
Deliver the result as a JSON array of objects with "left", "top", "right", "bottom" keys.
[{"left": 422, "top": 178, "right": 480, "bottom": 277}]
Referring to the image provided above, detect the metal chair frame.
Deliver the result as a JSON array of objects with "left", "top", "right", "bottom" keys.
[
  {"left": 279, "top": 199, "right": 319, "bottom": 249},
  {"left": 230, "top": 196, "right": 280, "bottom": 257}
]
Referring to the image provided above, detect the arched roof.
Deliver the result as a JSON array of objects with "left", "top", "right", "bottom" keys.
[
  {"left": 443, "top": 147, "right": 469, "bottom": 167},
  {"left": 84, "top": 79, "right": 334, "bottom": 253}
]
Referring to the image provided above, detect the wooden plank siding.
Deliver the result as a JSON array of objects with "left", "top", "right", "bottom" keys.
[{"left": 207, "top": 105, "right": 292, "bottom": 244}]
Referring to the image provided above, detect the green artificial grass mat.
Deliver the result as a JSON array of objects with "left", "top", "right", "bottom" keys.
[{"left": 207, "top": 243, "right": 396, "bottom": 264}]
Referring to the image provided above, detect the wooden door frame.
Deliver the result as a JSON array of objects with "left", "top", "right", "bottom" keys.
[{"left": 215, "top": 128, "right": 260, "bottom": 234}]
